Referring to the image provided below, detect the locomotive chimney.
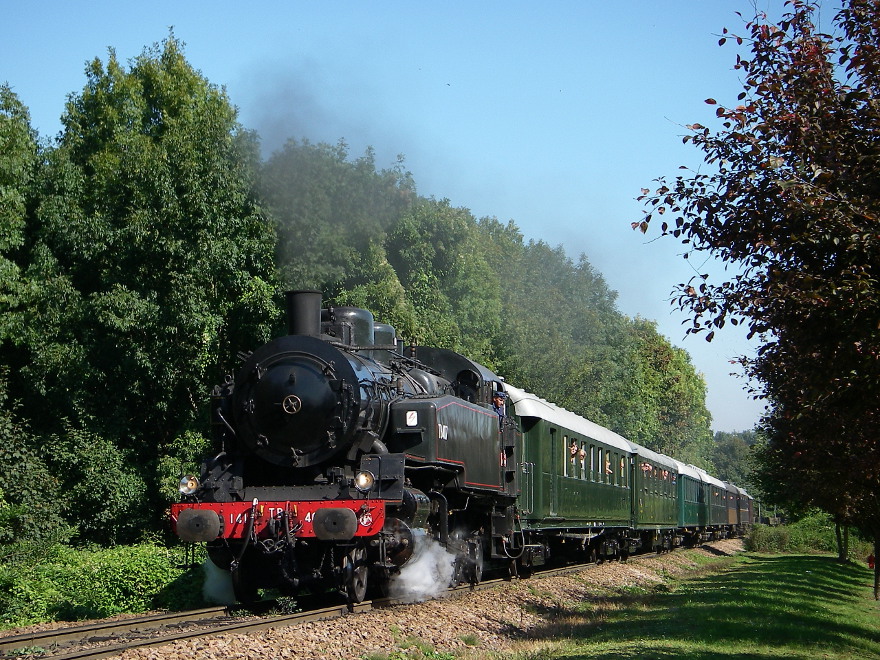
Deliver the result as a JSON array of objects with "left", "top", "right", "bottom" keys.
[{"left": 285, "top": 290, "right": 322, "bottom": 336}]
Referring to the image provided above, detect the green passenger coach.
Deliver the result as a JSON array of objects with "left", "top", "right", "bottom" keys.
[
  {"left": 627, "top": 442, "right": 679, "bottom": 552},
  {"left": 505, "top": 384, "right": 634, "bottom": 563},
  {"left": 503, "top": 383, "right": 751, "bottom": 568}
]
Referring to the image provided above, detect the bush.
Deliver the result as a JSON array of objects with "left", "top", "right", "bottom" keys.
[
  {"left": 745, "top": 524, "right": 792, "bottom": 553},
  {"left": 0, "top": 541, "right": 205, "bottom": 628},
  {"left": 745, "top": 511, "right": 872, "bottom": 559}
]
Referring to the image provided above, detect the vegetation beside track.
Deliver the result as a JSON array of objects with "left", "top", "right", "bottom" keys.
[
  {"left": 500, "top": 553, "right": 879, "bottom": 660},
  {"left": 746, "top": 511, "right": 873, "bottom": 558},
  {"left": 0, "top": 540, "right": 204, "bottom": 629}
]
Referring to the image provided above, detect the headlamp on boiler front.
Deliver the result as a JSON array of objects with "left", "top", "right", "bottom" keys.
[
  {"left": 178, "top": 475, "right": 200, "bottom": 496},
  {"left": 353, "top": 470, "right": 375, "bottom": 493}
]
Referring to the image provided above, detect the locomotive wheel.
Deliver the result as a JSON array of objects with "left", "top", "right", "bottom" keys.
[
  {"left": 344, "top": 546, "right": 369, "bottom": 603},
  {"left": 451, "top": 556, "right": 465, "bottom": 586},
  {"left": 469, "top": 539, "right": 484, "bottom": 584}
]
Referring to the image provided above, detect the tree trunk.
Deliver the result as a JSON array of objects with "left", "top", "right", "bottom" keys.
[
  {"left": 844, "top": 525, "right": 849, "bottom": 561},
  {"left": 835, "top": 521, "right": 843, "bottom": 560},
  {"left": 874, "top": 536, "right": 879, "bottom": 601}
]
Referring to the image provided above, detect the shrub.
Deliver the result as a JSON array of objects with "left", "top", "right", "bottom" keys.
[
  {"left": 0, "top": 541, "right": 205, "bottom": 628},
  {"left": 745, "top": 524, "right": 792, "bottom": 553},
  {"left": 745, "top": 511, "right": 872, "bottom": 558}
]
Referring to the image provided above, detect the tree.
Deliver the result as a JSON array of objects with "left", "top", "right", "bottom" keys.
[
  {"left": 627, "top": 319, "right": 714, "bottom": 464},
  {"left": 0, "top": 84, "right": 36, "bottom": 345},
  {"left": 384, "top": 198, "right": 502, "bottom": 363},
  {"left": 0, "top": 371, "right": 67, "bottom": 544},
  {"left": 6, "top": 36, "right": 278, "bottom": 541},
  {"left": 711, "top": 430, "right": 757, "bottom": 489},
  {"left": 637, "top": 0, "right": 880, "bottom": 593}
]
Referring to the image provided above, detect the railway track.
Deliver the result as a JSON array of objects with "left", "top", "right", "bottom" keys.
[
  {"left": 0, "top": 601, "right": 369, "bottom": 659},
  {"left": 0, "top": 552, "right": 675, "bottom": 659}
]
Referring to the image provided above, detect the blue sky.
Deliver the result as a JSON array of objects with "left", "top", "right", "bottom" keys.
[{"left": 3, "top": 1, "right": 819, "bottom": 432}]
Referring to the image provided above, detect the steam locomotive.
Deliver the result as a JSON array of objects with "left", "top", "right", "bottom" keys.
[{"left": 171, "top": 290, "right": 752, "bottom": 603}]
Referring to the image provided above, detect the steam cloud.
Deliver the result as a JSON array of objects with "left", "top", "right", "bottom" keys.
[
  {"left": 202, "top": 559, "right": 237, "bottom": 605},
  {"left": 387, "top": 537, "right": 457, "bottom": 603}
]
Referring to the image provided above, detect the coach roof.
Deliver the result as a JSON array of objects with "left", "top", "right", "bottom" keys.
[{"left": 503, "top": 383, "right": 632, "bottom": 453}]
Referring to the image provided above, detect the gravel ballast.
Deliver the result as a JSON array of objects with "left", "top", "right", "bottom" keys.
[{"left": 113, "top": 538, "right": 744, "bottom": 660}]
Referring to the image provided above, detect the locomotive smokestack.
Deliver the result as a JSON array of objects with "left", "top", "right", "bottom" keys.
[{"left": 285, "top": 290, "right": 322, "bottom": 336}]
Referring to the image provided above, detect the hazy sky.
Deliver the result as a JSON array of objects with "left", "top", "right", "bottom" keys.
[{"left": 4, "top": 1, "right": 825, "bottom": 432}]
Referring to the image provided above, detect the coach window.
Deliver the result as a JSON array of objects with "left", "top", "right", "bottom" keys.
[
  {"left": 562, "top": 435, "right": 577, "bottom": 477},
  {"left": 619, "top": 456, "right": 626, "bottom": 488},
  {"left": 579, "top": 443, "right": 587, "bottom": 479},
  {"left": 597, "top": 448, "right": 603, "bottom": 484},
  {"left": 590, "top": 445, "right": 595, "bottom": 481}
]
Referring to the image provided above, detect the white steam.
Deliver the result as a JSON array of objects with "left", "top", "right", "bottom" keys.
[
  {"left": 202, "top": 559, "right": 237, "bottom": 605},
  {"left": 387, "top": 537, "right": 457, "bottom": 603}
]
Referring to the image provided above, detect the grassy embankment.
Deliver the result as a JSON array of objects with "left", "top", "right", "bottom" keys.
[{"left": 505, "top": 551, "right": 880, "bottom": 660}]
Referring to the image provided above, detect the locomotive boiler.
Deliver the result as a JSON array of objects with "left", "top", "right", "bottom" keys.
[{"left": 171, "top": 290, "right": 520, "bottom": 602}]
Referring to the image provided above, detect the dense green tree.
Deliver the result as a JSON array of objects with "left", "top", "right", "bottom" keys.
[
  {"left": 0, "top": 372, "right": 67, "bottom": 544},
  {"left": 0, "top": 87, "right": 73, "bottom": 544},
  {"left": 0, "top": 84, "right": 37, "bottom": 343},
  {"left": 471, "top": 217, "right": 714, "bottom": 460},
  {"left": 486, "top": 235, "right": 622, "bottom": 406},
  {"left": 384, "top": 198, "right": 501, "bottom": 363},
  {"left": 3, "top": 36, "right": 277, "bottom": 541},
  {"left": 626, "top": 319, "right": 713, "bottom": 464},
  {"left": 711, "top": 430, "right": 757, "bottom": 489},
  {"left": 637, "top": 0, "right": 880, "bottom": 592}
]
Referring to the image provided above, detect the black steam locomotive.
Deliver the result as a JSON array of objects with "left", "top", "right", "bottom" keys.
[
  {"left": 171, "top": 290, "right": 752, "bottom": 603},
  {"left": 172, "top": 290, "right": 520, "bottom": 602}
]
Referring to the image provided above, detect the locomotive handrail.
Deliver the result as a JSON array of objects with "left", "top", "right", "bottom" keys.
[{"left": 329, "top": 342, "right": 401, "bottom": 352}]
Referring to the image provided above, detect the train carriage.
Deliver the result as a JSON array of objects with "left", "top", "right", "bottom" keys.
[
  {"left": 734, "top": 486, "right": 755, "bottom": 535},
  {"left": 505, "top": 384, "right": 633, "bottom": 562},
  {"left": 627, "top": 443, "right": 679, "bottom": 552},
  {"left": 702, "top": 470, "right": 731, "bottom": 538},
  {"left": 723, "top": 482, "right": 740, "bottom": 530},
  {"left": 674, "top": 460, "right": 710, "bottom": 544}
]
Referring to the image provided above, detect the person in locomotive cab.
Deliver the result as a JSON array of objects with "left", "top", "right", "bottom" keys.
[{"left": 491, "top": 390, "right": 507, "bottom": 430}]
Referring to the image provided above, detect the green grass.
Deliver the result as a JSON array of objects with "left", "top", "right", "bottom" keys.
[{"left": 506, "top": 554, "right": 880, "bottom": 659}]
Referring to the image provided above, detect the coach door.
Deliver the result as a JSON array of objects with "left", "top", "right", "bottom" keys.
[
  {"left": 548, "top": 427, "right": 558, "bottom": 516},
  {"left": 519, "top": 436, "right": 535, "bottom": 515}
]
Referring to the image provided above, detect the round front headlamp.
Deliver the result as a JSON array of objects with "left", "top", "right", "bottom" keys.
[
  {"left": 354, "top": 471, "right": 375, "bottom": 493},
  {"left": 178, "top": 475, "right": 200, "bottom": 496}
]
